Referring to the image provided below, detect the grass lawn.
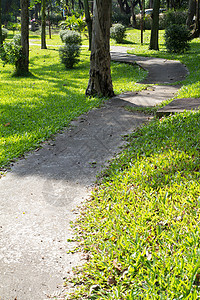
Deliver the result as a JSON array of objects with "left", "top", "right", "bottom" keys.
[
  {"left": 0, "top": 33, "right": 146, "bottom": 169},
  {"left": 66, "top": 29, "right": 200, "bottom": 299},
  {"left": 1, "top": 29, "right": 200, "bottom": 298}
]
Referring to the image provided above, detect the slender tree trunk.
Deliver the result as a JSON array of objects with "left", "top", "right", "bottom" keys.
[
  {"left": 17, "top": 0, "right": 29, "bottom": 75},
  {"left": 149, "top": 0, "right": 160, "bottom": 50},
  {"left": 41, "top": 0, "right": 47, "bottom": 49},
  {"left": 48, "top": 6, "right": 51, "bottom": 39},
  {"left": 187, "top": 0, "right": 196, "bottom": 28},
  {"left": 86, "top": 0, "right": 114, "bottom": 97},
  {"left": 141, "top": 0, "right": 145, "bottom": 44},
  {"left": 0, "top": 0, "right": 2, "bottom": 46},
  {"left": 83, "top": 0, "right": 92, "bottom": 50}
]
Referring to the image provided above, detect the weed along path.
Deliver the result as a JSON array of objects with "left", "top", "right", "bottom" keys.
[{"left": 0, "top": 47, "right": 188, "bottom": 300}]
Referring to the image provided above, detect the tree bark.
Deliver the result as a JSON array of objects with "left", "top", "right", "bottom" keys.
[
  {"left": 17, "top": 0, "right": 29, "bottom": 75},
  {"left": 41, "top": 0, "right": 47, "bottom": 49},
  {"left": 0, "top": 0, "right": 2, "bottom": 46},
  {"left": 83, "top": 0, "right": 92, "bottom": 50},
  {"left": 86, "top": 0, "right": 114, "bottom": 97},
  {"left": 149, "top": 0, "right": 160, "bottom": 50},
  {"left": 117, "top": 0, "right": 131, "bottom": 14},
  {"left": 186, "top": 0, "right": 196, "bottom": 28}
]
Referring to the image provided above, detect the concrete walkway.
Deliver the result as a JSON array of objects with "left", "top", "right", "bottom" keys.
[{"left": 0, "top": 47, "right": 188, "bottom": 300}]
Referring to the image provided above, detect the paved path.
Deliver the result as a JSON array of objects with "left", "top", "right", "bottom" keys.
[{"left": 0, "top": 47, "right": 187, "bottom": 300}]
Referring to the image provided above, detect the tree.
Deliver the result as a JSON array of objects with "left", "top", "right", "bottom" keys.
[
  {"left": 41, "top": 0, "right": 47, "bottom": 49},
  {"left": 83, "top": 0, "right": 92, "bottom": 50},
  {"left": 86, "top": 0, "right": 114, "bottom": 97},
  {"left": 149, "top": 0, "right": 160, "bottom": 50},
  {"left": 16, "top": 0, "right": 29, "bottom": 75},
  {"left": 0, "top": 0, "right": 2, "bottom": 46},
  {"left": 186, "top": 0, "right": 196, "bottom": 28}
]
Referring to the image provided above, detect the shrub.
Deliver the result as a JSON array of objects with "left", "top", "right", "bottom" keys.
[
  {"left": 0, "top": 34, "right": 22, "bottom": 67},
  {"left": 59, "top": 30, "right": 82, "bottom": 69},
  {"left": 110, "top": 23, "right": 126, "bottom": 43},
  {"left": 164, "top": 10, "right": 187, "bottom": 26},
  {"left": 2, "top": 28, "right": 8, "bottom": 42},
  {"left": 60, "top": 30, "right": 82, "bottom": 45},
  {"left": 165, "top": 24, "right": 191, "bottom": 53},
  {"left": 59, "top": 44, "right": 81, "bottom": 69}
]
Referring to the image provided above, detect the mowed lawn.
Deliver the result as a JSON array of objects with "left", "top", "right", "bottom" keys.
[{"left": 0, "top": 34, "right": 147, "bottom": 169}]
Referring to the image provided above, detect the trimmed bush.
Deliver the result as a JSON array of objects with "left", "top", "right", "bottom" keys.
[
  {"left": 60, "top": 30, "right": 82, "bottom": 45},
  {"left": 59, "top": 44, "right": 81, "bottom": 69},
  {"left": 165, "top": 24, "right": 191, "bottom": 53},
  {"left": 2, "top": 28, "right": 8, "bottom": 42},
  {"left": 110, "top": 23, "right": 126, "bottom": 43},
  {"left": 59, "top": 30, "right": 82, "bottom": 69},
  {"left": 0, "top": 33, "right": 22, "bottom": 67}
]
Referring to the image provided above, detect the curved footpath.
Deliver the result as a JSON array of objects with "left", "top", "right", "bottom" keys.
[{"left": 0, "top": 47, "right": 189, "bottom": 299}]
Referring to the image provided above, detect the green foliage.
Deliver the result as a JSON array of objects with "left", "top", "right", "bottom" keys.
[
  {"left": 165, "top": 24, "right": 191, "bottom": 53},
  {"left": 59, "top": 44, "right": 81, "bottom": 69},
  {"left": 135, "top": 10, "right": 187, "bottom": 30},
  {"left": 6, "top": 21, "right": 21, "bottom": 33},
  {"left": 164, "top": 10, "right": 187, "bottom": 26},
  {"left": 59, "top": 30, "right": 82, "bottom": 69},
  {"left": 60, "top": 30, "right": 82, "bottom": 45},
  {"left": 59, "top": 14, "right": 86, "bottom": 33},
  {"left": 71, "top": 111, "right": 200, "bottom": 299},
  {"left": 0, "top": 34, "right": 22, "bottom": 67},
  {"left": 2, "top": 28, "right": 8, "bottom": 42},
  {"left": 110, "top": 23, "right": 127, "bottom": 43},
  {"left": 112, "top": 3, "right": 131, "bottom": 26}
]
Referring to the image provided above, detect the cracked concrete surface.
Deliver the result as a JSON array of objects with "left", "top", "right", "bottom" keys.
[{"left": 0, "top": 47, "right": 186, "bottom": 299}]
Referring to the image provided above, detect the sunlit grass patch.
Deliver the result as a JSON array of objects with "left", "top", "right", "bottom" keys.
[
  {"left": 0, "top": 44, "right": 146, "bottom": 168},
  {"left": 71, "top": 111, "right": 200, "bottom": 299}
]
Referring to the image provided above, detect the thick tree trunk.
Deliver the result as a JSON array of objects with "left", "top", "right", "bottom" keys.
[
  {"left": 86, "top": 0, "right": 114, "bottom": 97},
  {"left": 83, "top": 0, "right": 92, "bottom": 50},
  {"left": 0, "top": 0, "right": 2, "bottom": 46},
  {"left": 149, "top": 0, "right": 160, "bottom": 50},
  {"left": 17, "top": 0, "right": 29, "bottom": 75},
  {"left": 117, "top": 0, "right": 131, "bottom": 14},
  {"left": 187, "top": 0, "right": 196, "bottom": 28},
  {"left": 41, "top": 0, "right": 47, "bottom": 49}
]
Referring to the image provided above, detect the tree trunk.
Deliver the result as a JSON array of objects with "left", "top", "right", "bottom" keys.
[
  {"left": 48, "top": 6, "right": 51, "bottom": 39},
  {"left": 0, "top": 0, "right": 2, "bottom": 46},
  {"left": 149, "top": 0, "right": 160, "bottom": 50},
  {"left": 186, "top": 0, "right": 196, "bottom": 28},
  {"left": 86, "top": 0, "right": 114, "bottom": 97},
  {"left": 83, "top": 0, "right": 92, "bottom": 50},
  {"left": 117, "top": 0, "right": 131, "bottom": 14},
  {"left": 17, "top": 0, "right": 29, "bottom": 75},
  {"left": 41, "top": 0, "right": 47, "bottom": 49}
]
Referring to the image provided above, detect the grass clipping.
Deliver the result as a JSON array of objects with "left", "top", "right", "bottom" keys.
[{"left": 70, "top": 111, "right": 200, "bottom": 299}]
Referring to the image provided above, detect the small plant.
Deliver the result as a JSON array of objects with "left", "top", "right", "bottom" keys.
[
  {"left": 59, "top": 44, "right": 81, "bottom": 69},
  {"left": 110, "top": 23, "right": 126, "bottom": 43},
  {"left": 59, "top": 30, "right": 82, "bottom": 45},
  {"left": 59, "top": 30, "right": 81, "bottom": 69},
  {"left": 0, "top": 33, "right": 22, "bottom": 67},
  {"left": 2, "top": 28, "right": 8, "bottom": 42},
  {"left": 165, "top": 24, "right": 191, "bottom": 53}
]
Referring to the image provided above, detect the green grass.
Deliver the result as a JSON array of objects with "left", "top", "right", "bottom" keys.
[
  {"left": 0, "top": 39, "right": 147, "bottom": 168},
  {"left": 65, "top": 29, "right": 200, "bottom": 299},
  {"left": 70, "top": 111, "right": 200, "bottom": 299}
]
